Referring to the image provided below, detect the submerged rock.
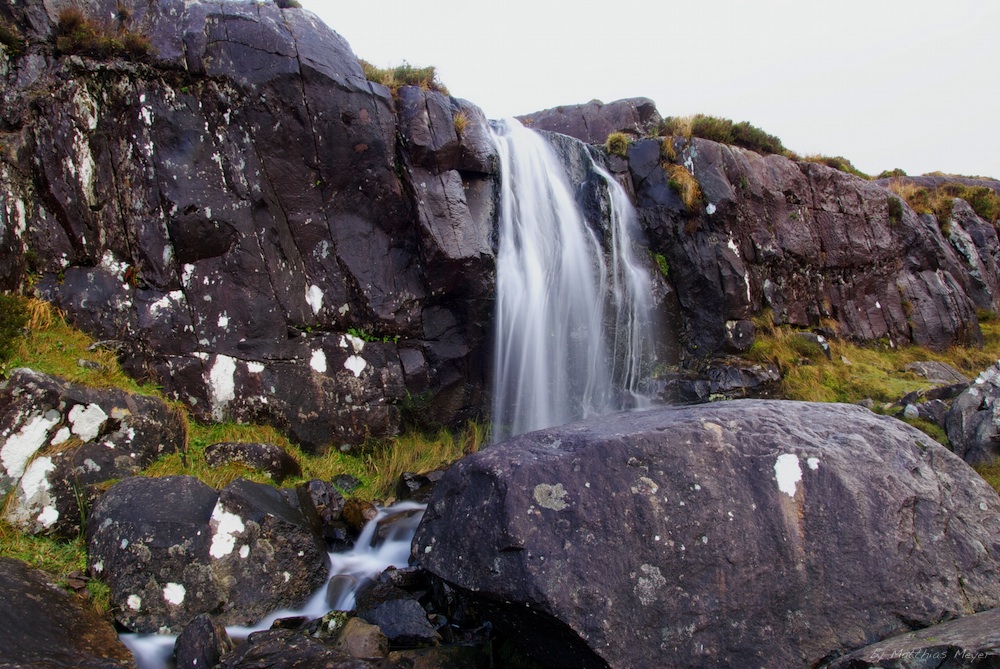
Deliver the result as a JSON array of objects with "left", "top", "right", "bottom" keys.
[{"left": 414, "top": 401, "right": 1000, "bottom": 669}]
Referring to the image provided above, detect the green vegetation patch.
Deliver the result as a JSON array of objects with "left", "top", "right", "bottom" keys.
[
  {"left": 747, "top": 312, "right": 1000, "bottom": 407},
  {"left": 359, "top": 59, "right": 449, "bottom": 96},
  {"left": 54, "top": 7, "right": 151, "bottom": 61}
]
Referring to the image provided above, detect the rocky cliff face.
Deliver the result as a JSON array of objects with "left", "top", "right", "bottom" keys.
[
  {"left": 0, "top": 0, "right": 496, "bottom": 449},
  {"left": 3, "top": 1, "right": 1000, "bottom": 447}
]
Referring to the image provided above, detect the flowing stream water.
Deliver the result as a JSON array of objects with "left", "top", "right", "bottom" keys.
[
  {"left": 121, "top": 502, "right": 425, "bottom": 669},
  {"left": 491, "top": 119, "right": 661, "bottom": 441}
]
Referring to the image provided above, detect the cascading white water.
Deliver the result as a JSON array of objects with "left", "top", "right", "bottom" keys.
[
  {"left": 491, "top": 120, "right": 660, "bottom": 442},
  {"left": 120, "top": 502, "right": 425, "bottom": 669}
]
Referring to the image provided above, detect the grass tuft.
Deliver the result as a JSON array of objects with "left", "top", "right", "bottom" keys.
[
  {"left": 889, "top": 179, "right": 1000, "bottom": 226},
  {"left": 359, "top": 59, "right": 449, "bottom": 96},
  {"left": 604, "top": 131, "right": 631, "bottom": 158},
  {"left": 664, "top": 164, "right": 703, "bottom": 214},
  {"left": 453, "top": 110, "right": 469, "bottom": 135},
  {"left": 55, "top": 7, "right": 151, "bottom": 61}
]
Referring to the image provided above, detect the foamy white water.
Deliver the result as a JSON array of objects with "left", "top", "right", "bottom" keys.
[
  {"left": 121, "top": 502, "right": 425, "bottom": 669},
  {"left": 491, "top": 119, "right": 661, "bottom": 442}
]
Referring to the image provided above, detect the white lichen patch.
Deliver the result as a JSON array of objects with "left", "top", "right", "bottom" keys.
[
  {"left": 706, "top": 202, "right": 717, "bottom": 215},
  {"left": 344, "top": 355, "right": 366, "bottom": 377},
  {"left": 209, "top": 503, "right": 245, "bottom": 558},
  {"left": 239, "top": 545, "right": 250, "bottom": 559},
  {"left": 246, "top": 361, "right": 265, "bottom": 374},
  {"left": 37, "top": 505, "right": 60, "bottom": 528},
  {"left": 533, "top": 483, "right": 569, "bottom": 511},
  {"left": 162, "top": 583, "right": 186, "bottom": 606},
  {"left": 2, "top": 414, "right": 58, "bottom": 478},
  {"left": 217, "top": 313, "right": 229, "bottom": 329},
  {"left": 208, "top": 355, "right": 237, "bottom": 421},
  {"left": 631, "top": 477, "right": 659, "bottom": 496},
  {"left": 634, "top": 564, "right": 666, "bottom": 606},
  {"left": 51, "top": 427, "right": 72, "bottom": 446},
  {"left": 306, "top": 285, "right": 324, "bottom": 315},
  {"left": 127, "top": 594, "right": 142, "bottom": 611},
  {"left": 310, "top": 349, "right": 328, "bottom": 374},
  {"left": 774, "top": 453, "right": 802, "bottom": 498},
  {"left": 340, "top": 333, "right": 365, "bottom": 354},
  {"left": 68, "top": 403, "right": 108, "bottom": 442},
  {"left": 807, "top": 457, "right": 820, "bottom": 471}
]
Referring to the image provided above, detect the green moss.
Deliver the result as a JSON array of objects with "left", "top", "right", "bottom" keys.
[
  {"left": 974, "top": 461, "right": 1000, "bottom": 496},
  {"left": 652, "top": 252, "right": 670, "bottom": 278},
  {"left": 887, "top": 196, "right": 904, "bottom": 225},
  {"left": 0, "top": 293, "right": 28, "bottom": 366}
]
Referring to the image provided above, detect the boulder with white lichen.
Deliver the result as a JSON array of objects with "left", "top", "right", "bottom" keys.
[
  {"left": 0, "top": 368, "right": 186, "bottom": 538},
  {"left": 86, "top": 476, "right": 329, "bottom": 633},
  {"left": 413, "top": 400, "right": 1000, "bottom": 669}
]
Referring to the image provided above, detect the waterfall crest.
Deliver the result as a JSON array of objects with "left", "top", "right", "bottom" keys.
[{"left": 491, "top": 120, "right": 661, "bottom": 442}]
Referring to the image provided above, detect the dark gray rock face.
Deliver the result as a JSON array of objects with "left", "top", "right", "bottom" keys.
[
  {"left": 628, "top": 138, "right": 996, "bottom": 358},
  {"left": 821, "top": 607, "right": 1000, "bottom": 669},
  {"left": 518, "top": 97, "right": 661, "bottom": 144},
  {"left": 174, "top": 613, "right": 235, "bottom": 669},
  {"left": 0, "top": 368, "right": 185, "bottom": 537},
  {"left": 0, "top": 557, "right": 135, "bottom": 668},
  {"left": 87, "top": 476, "right": 328, "bottom": 633},
  {"left": 0, "top": 0, "right": 497, "bottom": 449},
  {"left": 413, "top": 401, "right": 1000, "bottom": 669},
  {"left": 219, "top": 629, "right": 391, "bottom": 669},
  {"left": 946, "top": 362, "right": 1000, "bottom": 464}
]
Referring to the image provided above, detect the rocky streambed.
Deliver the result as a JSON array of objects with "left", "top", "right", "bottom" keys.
[{"left": 4, "top": 381, "right": 1000, "bottom": 668}]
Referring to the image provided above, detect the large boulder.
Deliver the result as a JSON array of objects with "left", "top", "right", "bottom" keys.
[
  {"left": 87, "top": 476, "right": 329, "bottom": 633},
  {"left": 0, "top": 557, "right": 135, "bottom": 668},
  {"left": 0, "top": 368, "right": 185, "bottom": 537},
  {"left": 413, "top": 401, "right": 1000, "bottom": 669},
  {"left": 946, "top": 361, "right": 1000, "bottom": 464}
]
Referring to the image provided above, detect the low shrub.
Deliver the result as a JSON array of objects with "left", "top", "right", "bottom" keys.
[
  {"left": 660, "top": 114, "right": 786, "bottom": 156},
  {"left": 604, "top": 131, "right": 631, "bottom": 158},
  {"left": 275, "top": 0, "right": 303, "bottom": 7},
  {"left": 877, "top": 168, "right": 907, "bottom": 179},
  {"left": 888, "top": 179, "right": 1000, "bottom": 226},
  {"left": 359, "top": 59, "right": 449, "bottom": 96}
]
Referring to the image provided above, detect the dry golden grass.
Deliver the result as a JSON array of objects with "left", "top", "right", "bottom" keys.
[
  {"left": 453, "top": 110, "right": 469, "bottom": 135},
  {"left": 664, "top": 164, "right": 703, "bottom": 212}
]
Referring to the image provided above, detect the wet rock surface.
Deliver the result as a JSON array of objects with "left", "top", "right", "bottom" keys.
[
  {"left": 0, "top": 557, "right": 135, "bottom": 668},
  {"left": 414, "top": 401, "right": 1000, "bottom": 669},
  {"left": 0, "top": 368, "right": 185, "bottom": 537}
]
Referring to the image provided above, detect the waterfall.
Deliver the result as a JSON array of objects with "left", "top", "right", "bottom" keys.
[{"left": 490, "top": 119, "right": 661, "bottom": 442}]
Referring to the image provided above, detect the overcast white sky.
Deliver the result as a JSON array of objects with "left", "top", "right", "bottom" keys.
[{"left": 301, "top": 0, "right": 1000, "bottom": 179}]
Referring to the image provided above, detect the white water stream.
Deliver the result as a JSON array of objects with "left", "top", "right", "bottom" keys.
[
  {"left": 491, "top": 119, "right": 660, "bottom": 442},
  {"left": 121, "top": 502, "right": 425, "bottom": 669}
]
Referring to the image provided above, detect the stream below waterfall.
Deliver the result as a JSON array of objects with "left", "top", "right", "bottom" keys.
[{"left": 120, "top": 502, "right": 425, "bottom": 669}]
